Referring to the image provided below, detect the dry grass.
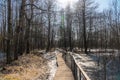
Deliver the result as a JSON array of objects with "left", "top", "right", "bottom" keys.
[{"left": 0, "top": 52, "right": 48, "bottom": 80}]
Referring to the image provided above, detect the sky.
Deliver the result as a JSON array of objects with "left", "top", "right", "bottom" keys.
[
  {"left": 95, "top": 0, "right": 111, "bottom": 12},
  {"left": 57, "top": 0, "right": 111, "bottom": 12}
]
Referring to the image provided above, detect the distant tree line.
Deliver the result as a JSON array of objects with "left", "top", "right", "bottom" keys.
[{"left": 0, "top": 0, "right": 120, "bottom": 64}]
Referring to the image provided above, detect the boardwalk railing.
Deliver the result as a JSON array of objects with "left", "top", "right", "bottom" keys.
[
  {"left": 56, "top": 49, "right": 91, "bottom": 80},
  {"left": 69, "top": 52, "right": 91, "bottom": 80}
]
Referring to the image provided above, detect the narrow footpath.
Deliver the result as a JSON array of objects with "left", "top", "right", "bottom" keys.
[{"left": 54, "top": 52, "right": 74, "bottom": 80}]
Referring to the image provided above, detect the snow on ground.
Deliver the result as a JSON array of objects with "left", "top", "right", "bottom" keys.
[
  {"left": 0, "top": 50, "right": 58, "bottom": 80},
  {"left": 75, "top": 48, "right": 119, "bottom": 56},
  {"left": 71, "top": 49, "right": 120, "bottom": 80},
  {"left": 44, "top": 51, "right": 58, "bottom": 80},
  {"left": 71, "top": 53, "right": 98, "bottom": 80}
]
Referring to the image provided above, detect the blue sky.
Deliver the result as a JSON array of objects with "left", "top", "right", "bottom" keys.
[
  {"left": 57, "top": 0, "right": 111, "bottom": 12},
  {"left": 95, "top": 0, "right": 111, "bottom": 12}
]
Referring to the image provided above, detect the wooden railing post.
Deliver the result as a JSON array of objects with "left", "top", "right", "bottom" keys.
[{"left": 79, "top": 69, "right": 81, "bottom": 80}]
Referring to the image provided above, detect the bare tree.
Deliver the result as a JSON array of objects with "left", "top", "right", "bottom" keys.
[
  {"left": 46, "top": 0, "right": 56, "bottom": 52},
  {"left": 6, "top": 0, "right": 12, "bottom": 64}
]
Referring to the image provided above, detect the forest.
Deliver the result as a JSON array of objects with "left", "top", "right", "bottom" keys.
[{"left": 0, "top": 0, "right": 120, "bottom": 80}]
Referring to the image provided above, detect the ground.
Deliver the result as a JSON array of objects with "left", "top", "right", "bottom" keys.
[
  {"left": 72, "top": 49, "right": 120, "bottom": 80},
  {"left": 0, "top": 51, "right": 49, "bottom": 80},
  {"left": 0, "top": 49, "right": 119, "bottom": 80},
  {"left": 54, "top": 51, "right": 74, "bottom": 80}
]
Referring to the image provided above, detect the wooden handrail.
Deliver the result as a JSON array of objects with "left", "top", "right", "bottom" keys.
[
  {"left": 70, "top": 52, "right": 91, "bottom": 80},
  {"left": 56, "top": 49, "right": 91, "bottom": 80}
]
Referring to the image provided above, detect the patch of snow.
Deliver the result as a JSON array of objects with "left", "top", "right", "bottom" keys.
[
  {"left": 70, "top": 52, "right": 100, "bottom": 80},
  {"left": 47, "top": 58, "right": 57, "bottom": 80},
  {"left": 75, "top": 53, "right": 97, "bottom": 68},
  {"left": 44, "top": 51, "right": 58, "bottom": 80}
]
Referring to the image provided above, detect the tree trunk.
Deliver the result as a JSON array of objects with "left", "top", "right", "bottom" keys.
[
  {"left": 25, "top": 19, "right": 31, "bottom": 53},
  {"left": 46, "top": 14, "right": 51, "bottom": 52},
  {"left": 82, "top": 0, "right": 88, "bottom": 54},
  {"left": 6, "top": 0, "right": 12, "bottom": 64}
]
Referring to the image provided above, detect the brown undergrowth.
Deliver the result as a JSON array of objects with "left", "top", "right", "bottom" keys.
[{"left": 0, "top": 51, "right": 48, "bottom": 80}]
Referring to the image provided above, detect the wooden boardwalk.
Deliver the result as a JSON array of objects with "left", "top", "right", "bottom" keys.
[{"left": 54, "top": 52, "right": 74, "bottom": 80}]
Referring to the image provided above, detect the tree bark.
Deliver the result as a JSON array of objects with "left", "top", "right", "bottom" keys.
[
  {"left": 82, "top": 0, "right": 88, "bottom": 54},
  {"left": 6, "top": 0, "right": 12, "bottom": 64}
]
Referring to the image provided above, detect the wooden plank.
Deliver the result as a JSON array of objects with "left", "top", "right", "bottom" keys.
[{"left": 54, "top": 53, "right": 74, "bottom": 80}]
